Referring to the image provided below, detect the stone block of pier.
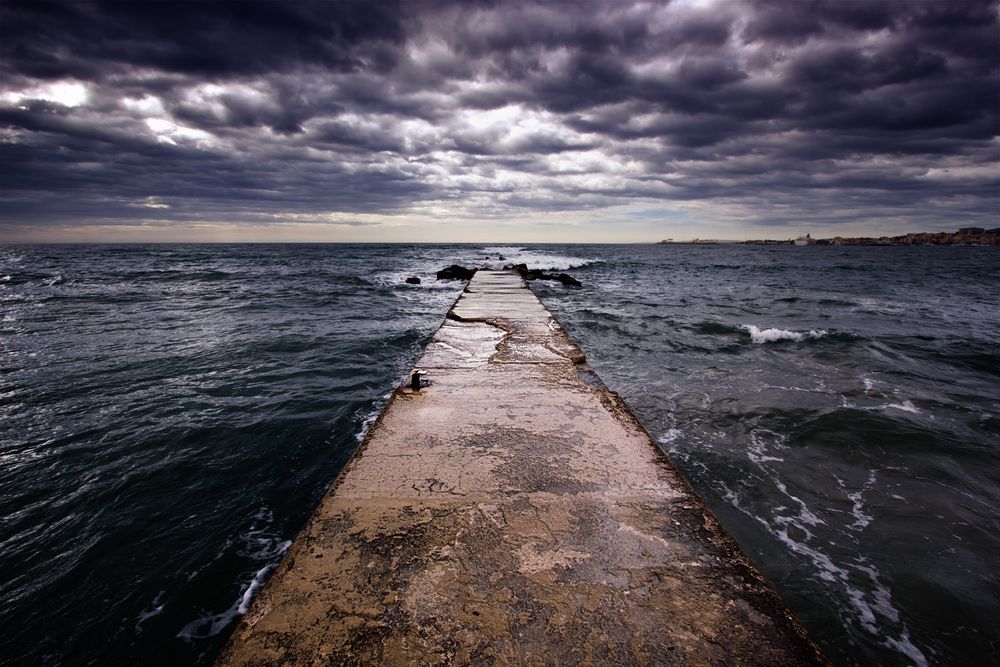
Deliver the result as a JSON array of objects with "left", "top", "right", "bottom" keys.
[{"left": 217, "top": 270, "right": 827, "bottom": 666}]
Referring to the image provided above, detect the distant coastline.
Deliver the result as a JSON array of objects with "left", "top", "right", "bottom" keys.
[{"left": 657, "top": 227, "right": 1000, "bottom": 246}]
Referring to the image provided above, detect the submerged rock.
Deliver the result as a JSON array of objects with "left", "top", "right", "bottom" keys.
[
  {"left": 405, "top": 276, "right": 421, "bottom": 285},
  {"left": 436, "top": 265, "right": 477, "bottom": 280},
  {"left": 555, "top": 273, "right": 582, "bottom": 287}
]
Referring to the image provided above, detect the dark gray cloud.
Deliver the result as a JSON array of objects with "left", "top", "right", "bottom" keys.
[{"left": 1, "top": 0, "right": 997, "bottom": 238}]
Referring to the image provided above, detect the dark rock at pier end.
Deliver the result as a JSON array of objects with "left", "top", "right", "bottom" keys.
[
  {"left": 436, "top": 265, "right": 477, "bottom": 280},
  {"left": 507, "top": 263, "right": 582, "bottom": 287}
]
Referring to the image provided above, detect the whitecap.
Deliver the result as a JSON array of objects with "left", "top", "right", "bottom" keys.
[
  {"left": 883, "top": 627, "right": 930, "bottom": 667},
  {"left": 884, "top": 400, "right": 920, "bottom": 414},
  {"left": 739, "top": 324, "right": 828, "bottom": 344},
  {"left": 854, "top": 297, "right": 908, "bottom": 315}
]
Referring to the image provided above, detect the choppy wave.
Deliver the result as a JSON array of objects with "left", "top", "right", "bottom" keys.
[
  {"left": 4, "top": 243, "right": 998, "bottom": 667},
  {"left": 881, "top": 400, "right": 921, "bottom": 414},
  {"left": 718, "top": 453, "right": 929, "bottom": 667},
  {"left": 693, "top": 321, "right": 857, "bottom": 346},
  {"left": 739, "top": 324, "right": 829, "bottom": 343},
  {"left": 1, "top": 243, "right": 464, "bottom": 665},
  {"left": 535, "top": 244, "right": 999, "bottom": 666}
]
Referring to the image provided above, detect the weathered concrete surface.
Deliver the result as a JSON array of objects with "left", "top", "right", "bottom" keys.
[{"left": 217, "top": 271, "right": 828, "bottom": 666}]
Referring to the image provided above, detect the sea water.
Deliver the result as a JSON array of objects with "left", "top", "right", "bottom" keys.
[{"left": 1, "top": 244, "right": 997, "bottom": 665}]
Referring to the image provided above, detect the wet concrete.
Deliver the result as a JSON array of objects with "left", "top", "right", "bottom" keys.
[{"left": 217, "top": 271, "right": 828, "bottom": 666}]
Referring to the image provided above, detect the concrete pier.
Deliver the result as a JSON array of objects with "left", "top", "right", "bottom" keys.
[{"left": 217, "top": 271, "right": 827, "bottom": 666}]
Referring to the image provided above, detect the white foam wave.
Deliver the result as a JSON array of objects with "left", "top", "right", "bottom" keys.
[
  {"left": 719, "top": 476, "right": 927, "bottom": 667},
  {"left": 838, "top": 470, "right": 876, "bottom": 532},
  {"left": 479, "top": 246, "right": 596, "bottom": 271},
  {"left": 747, "top": 428, "right": 787, "bottom": 465},
  {"left": 854, "top": 297, "right": 908, "bottom": 315},
  {"left": 739, "top": 324, "right": 828, "bottom": 344},
  {"left": 883, "top": 627, "right": 930, "bottom": 667},
  {"left": 176, "top": 553, "right": 288, "bottom": 640},
  {"left": 353, "top": 393, "right": 391, "bottom": 443},
  {"left": 178, "top": 507, "right": 292, "bottom": 641},
  {"left": 884, "top": 400, "right": 920, "bottom": 414},
  {"left": 238, "top": 556, "right": 285, "bottom": 614},
  {"left": 775, "top": 478, "right": 825, "bottom": 528}
]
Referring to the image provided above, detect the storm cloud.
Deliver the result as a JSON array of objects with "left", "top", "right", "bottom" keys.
[{"left": 1, "top": 0, "right": 997, "bottom": 240}]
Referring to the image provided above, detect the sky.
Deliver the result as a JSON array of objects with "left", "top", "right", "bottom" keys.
[{"left": 1, "top": 0, "right": 997, "bottom": 243}]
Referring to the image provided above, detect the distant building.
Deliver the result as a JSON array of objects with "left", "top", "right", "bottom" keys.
[{"left": 741, "top": 226, "right": 999, "bottom": 247}]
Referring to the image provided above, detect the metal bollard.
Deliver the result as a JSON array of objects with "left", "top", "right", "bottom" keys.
[{"left": 410, "top": 370, "right": 427, "bottom": 390}]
